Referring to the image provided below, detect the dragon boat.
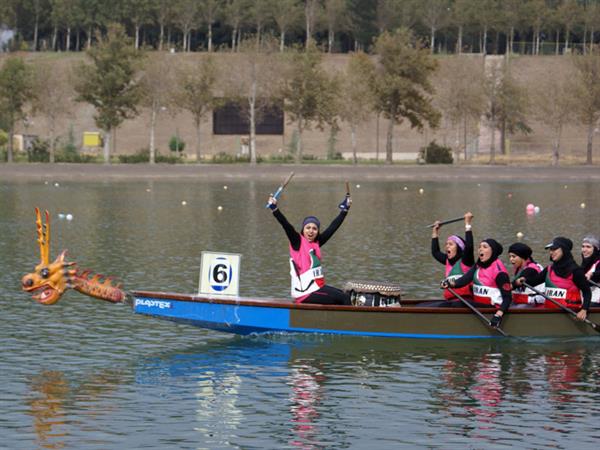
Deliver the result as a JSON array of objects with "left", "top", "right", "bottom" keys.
[{"left": 21, "top": 209, "right": 600, "bottom": 339}]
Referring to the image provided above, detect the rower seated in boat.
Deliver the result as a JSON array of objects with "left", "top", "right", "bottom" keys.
[
  {"left": 516, "top": 236, "right": 592, "bottom": 321},
  {"left": 267, "top": 192, "right": 352, "bottom": 306},
  {"left": 442, "top": 238, "right": 512, "bottom": 328},
  {"left": 580, "top": 235, "right": 600, "bottom": 305},
  {"left": 508, "top": 242, "right": 545, "bottom": 307},
  {"left": 431, "top": 212, "right": 474, "bottom": 304}
]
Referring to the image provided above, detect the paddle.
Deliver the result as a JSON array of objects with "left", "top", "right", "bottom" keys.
[
  {"left": 265, "top": 171, "right": 294, "bottom": 208},
  {"left": 589, "top": 279, "right": 600, "bottom": 289},
  {"left": 345, "top": 181, "right": 350, "bottom": 196},
  {"left": 447, "top": 287, "right": 509, "bottom": 337},
  {"left": 426, "top": 217, "right": 464, "bottom": 228},
  {"left": 523, "top": 282, "right": 600, "bottom": 332}
]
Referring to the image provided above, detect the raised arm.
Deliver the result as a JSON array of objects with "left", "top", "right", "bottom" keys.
[
  {"left": 462, "top": 212, "right": 475, "bottom": 266},
  {"left": 431, "top": 221, "right": 446, "bottom": 264},
  {"left": 267, "top": 195, "right": 301, "bottom": 250},
  {"left": 318, "top": 210, "right": 348, "bottom": 246}
]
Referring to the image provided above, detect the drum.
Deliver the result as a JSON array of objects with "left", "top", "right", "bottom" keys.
[{"left": 343, "top": 280, "right": 402, "bottom": 307}]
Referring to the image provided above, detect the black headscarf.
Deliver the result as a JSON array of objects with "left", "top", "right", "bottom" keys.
[
  {"left": 546, "top": 236, "right": 579, "bottom": 278},
  {"left": 478, "top": 238, "right": 503, "bottom": 269},
  {"left": 508, "top": 242, "right": 533, "bottom": 261}
]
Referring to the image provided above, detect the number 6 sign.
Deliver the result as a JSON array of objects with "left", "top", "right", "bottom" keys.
[{"left": 198, "top": 251, "right": 241, "bottom": 297}]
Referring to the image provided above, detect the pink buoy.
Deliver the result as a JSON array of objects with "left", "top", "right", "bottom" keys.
[{"left": 526, "top": 203, "right": 535, "bottom": 215}]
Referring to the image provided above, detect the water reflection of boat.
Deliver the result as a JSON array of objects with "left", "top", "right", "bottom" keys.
[{"left": 131, "top": 291, "right": 600, "bottom": 339}]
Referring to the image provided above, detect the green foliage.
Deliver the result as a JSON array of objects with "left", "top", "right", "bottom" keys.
[
  {"left": 265, "top": 153, "right": 294, "bottom": 163},
  {"left": 156, "top": 153, "right": 183, "bottom": 164},
  {"left": 74, "top": 24, "right": 143, "bottom": 135},
  {"left": 169, "top": 135, "right": 186, "bottom": 153},
  {"left": 419, "top": 141, "right": 453, "bottom": 164},
  {"left": 27, "top": 139, "right": 50, "bottom": 162},
  {"left": 0, "top": 130, "right": 7, "bottom": 147},
  {"left": 55, "top": 130, "right": 97, "bottom": 163},
  {"left": 118, "top": 148, "right": 150, "bottom": 163},
  {"left": 211, "top": 152, "right": 256, "bottom": 163}
]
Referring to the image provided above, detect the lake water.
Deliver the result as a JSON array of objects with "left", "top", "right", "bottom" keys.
[{"left": 1, "top": 178, "right": 600, "bottom": 449}]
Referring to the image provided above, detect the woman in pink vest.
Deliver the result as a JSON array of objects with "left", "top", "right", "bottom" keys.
[
  {"left": 431, "top": 212, "right": 474, "bottom": 303},
  {"left": 507, "top": 242, "right": 544, "bottom": 307},
  {"left": 443, "top": 238, "right": 512, "bottom": 328},
  {"left": 516, "top": 237, "right": 592, "bottom": 321},
  {"left": 267, "top": 193, "right": 352, "bottom": 305},
  {"left": 580, "top": 235, "right": 600, "bottom": 305}
]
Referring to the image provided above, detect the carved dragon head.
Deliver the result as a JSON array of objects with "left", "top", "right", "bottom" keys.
[{"left": 22, "top": 208, "right": 125, "bottom": 305}]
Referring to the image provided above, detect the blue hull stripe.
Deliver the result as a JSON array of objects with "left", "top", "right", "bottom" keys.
[{"left": 133, "top": 296, "right": 495, "bottom": 339}]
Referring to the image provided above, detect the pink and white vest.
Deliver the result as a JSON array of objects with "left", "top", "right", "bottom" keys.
[
  {"left": 473, "top": 260, "right": 509, "bottom": 307},
  {"left": 289, "top": 236, "right": 325, "bottom": 303}
]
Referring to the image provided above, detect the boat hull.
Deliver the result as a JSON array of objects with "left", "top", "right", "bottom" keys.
[{"left": 131, "top": 291, "right": 600, "bottom": 339}]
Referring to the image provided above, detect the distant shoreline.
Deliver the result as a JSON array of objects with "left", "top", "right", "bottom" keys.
[{"left": 1, "top": 163, "right": 599, "bottom": 182}]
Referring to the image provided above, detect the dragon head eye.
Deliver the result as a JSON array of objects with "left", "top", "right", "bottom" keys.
[{"left": 40, "top": 268, "right": 50, "bottom": 278}]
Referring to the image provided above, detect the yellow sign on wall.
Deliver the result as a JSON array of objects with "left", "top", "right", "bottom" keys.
[{"left": 83, "top": 132, "right": 102, "bottom": 147}]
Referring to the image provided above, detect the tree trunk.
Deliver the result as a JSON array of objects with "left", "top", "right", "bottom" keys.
[
  {"left": 87, "top": 26, "right": 92, "bottom": 49},
  {"left": 135, "top": 25, "right": 140, "bottom": 49},
  {"left": 49, "top": 123, "right": 56, "bottom": 163},
  {"left": 149, "top": 105, "right": 157, "bottom": 164},
  {"left": 103, "top": 129, "right": 111, "bottom": 164},
  {"left": 385, "top": 118, "right": 394, "bottom": 164},
  {"left": 232, "top": 28, "right": 236, "bottom": 51},
  {"left": 463, "top": 116, "right": 468, "bottom": 161},
  {"left": 195, "top": 119, "right": 202, "bottom": 163},
  {"left": 587, "top": 120, "right": 594, "bottom": 164},
  {"left": 591, "top": 28, "right": 595, "bottom": 54},
  {"left": 552, "top": 124, "right": 561, "bottom": 166},
  {"left": 305, "top": 9, "right": 311, "bottom": 49},
  {"left": 66, "top": 27, "right": 71, "bottom": 51},
  {"left": 328, "top": 29, "right": 334, "bottom": 53},
  {"left": 183, "top": 31, "right": 187, "bottom": 52},
  {"left": 555, "top": 30, "right": 560, "bottom": 55},
  {"left": 430, "top": 26, "right": 435, "bottom": 54},
  {"left": 489, "top": 117, "right": 496, "bottom": 164},
  {"left": 280, "top": 29, "right": 285, "bottom": 51},
  {"left": 159, "top": 24, "right": 164, "bottom": 50},
  {"left": 457, "top": 25, "right": 463, "bottom": 54},
  {"left": 500, "top": 118, "right": 506, "bottom": 154},
  {"left": 76, "top": 29, "right": 80, "bottom": 51},
  {"left": 208, "top": 22, "right": 213, "bottom": 52},
  {"left": 351, "top": 123, "right": 357, "bottom": 165},
  {"left": 51, "top": 27, "right": 57, "bottom": 51},
  {"left": 376, "top": 112, "right": 380, "bottom": 161},
  {"left": 249, "top": 86, "right": 257, "bottom": 165},
  {"left": 483, "top": 26, "right": 488, "bottom": 55},
  {"left": 33, "top": 19, "right": 39, "bottom": 51},
  {"left": 7, "top": 128, "right": 14, "bottom": 163},
  {"left": 295, "top": 120, "right": 303, "bottom": 163},
  {"left": 565, "top": 27, "right": 570, "bottom": 53}
]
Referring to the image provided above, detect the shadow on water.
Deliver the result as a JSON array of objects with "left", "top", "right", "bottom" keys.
[{"left": 25, "top": 334, "right": 600, "bottom": 449}]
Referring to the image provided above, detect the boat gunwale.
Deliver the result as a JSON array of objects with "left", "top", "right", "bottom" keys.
[{"left": 131, "top": 290, "right": 600, "bottom": 315}]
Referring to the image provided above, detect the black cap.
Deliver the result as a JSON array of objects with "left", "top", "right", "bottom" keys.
[{"left": 544, "top": 236, "right": 573, "bottom": 252}]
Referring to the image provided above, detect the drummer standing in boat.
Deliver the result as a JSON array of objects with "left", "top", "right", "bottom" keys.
[
  {"left": 431, "top": 212, "right": 475, "bottom": 303},
  {"left": 267, "top": 190, "right": 352, "bottom": 305}
]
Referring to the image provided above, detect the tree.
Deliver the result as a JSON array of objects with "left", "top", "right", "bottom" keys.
[
  {"left": 0, "top": 57, "right": 34, "bottom": 163},
  {"left": 435, "top": 56, "right": 485, "bottom": 161},
  {"left": 280, "top": 44, "right": 338, "bottom": 163},
  {"left": 222, "top": 36, "right": 283, "bottom": 164},
  {"left": 557, "top": 0, "right": 581, "bottom": 54},
  {"left": 248, "top": 0, "right": 272, "bottom": 45},
  {"left": 324, "top": 0, "right": 348, "bottom": 53},
  {"left": 421, "top": 0, "right": 450, "bottom": 54},
  {"left": 139, "top": 52, "right": 174, "bottom": 164},
  {"left": 172, "top": 55, "right": 219, "bottom": 163},
  {"left": 531, "top": 64, "right": 575, "bottom": 165},
  {"left": 199, "top": 0, "right": 223, "bottom": 52},
  {"left": 304, "top": 0, "right": 322, "bottom": 49},
  {"left": 31, "top": 60, "right": 74, "bottom": 163},
  {"left": 271, "top": 0, "right": 303, "bottom": 51},
  {"left": 372, "top": 29, "right": 440, "bottom": 164},
  {"left": 172, "top": 0, "right": 199, "bottom": 51},
  {"left": 124, "top": 0, "right": 155, "bottom": 49},
  {"left": 572, "top": 49, "right": 600, "bottom": 164},
  {"left": 223, "top": 0, "right": 247, "bottom": 51},
  {"left": 336, "top": 51, "right": 376, "bottom": 164},
  {"left": 153, "top": 0, "right": 174, "bottom": 51},
  {"left": 74, "top": 24, "right": 143, "bottom": 164}
]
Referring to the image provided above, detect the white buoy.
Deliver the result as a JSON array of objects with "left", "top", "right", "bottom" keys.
[
  {"left": 419, "top": 188, "right": 424, "bottom": 194},
  {"left": 516, "top": 232, "right": 524, "bottom": 239},
  {"left": 146, "top": 188, "right": 151, "bottom": 192},
  {"left": 581, "top": 202, "right": 586, "bottom": 209},
  {"left": 181, "top": 201, "right": 187, "bottom": 206},
  {"left": 223, "top": 185, "right": 228, "bottom": 190},
  {"left": 477, "top": 183, "right": 481, "bottom": 187},
  {"left": 58, "top": 213, "right": 65, "bottom": 219},
  {"left": 217, "top": 205, "right": 223, "bottom": 211},
  {"left": 356, "top": 184, "right": 361, "bottom": 188},
  {"left": 54, "top": 182, "right": 60, "bottom": 187},
  {"left": 534, "top": 206, "right": 540, "bottom": 214},
  {"left": 44, "top": 181, "right": 49, "bottom": 185},
  {"left": 403, "top": 186, "right": 408, "bottom": 191},
  {"left": 66, "top": 214, "right": 73, "bottom": 221},
  {"left": 564, "top": 185, "right": 568, "bottom": 189}
]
